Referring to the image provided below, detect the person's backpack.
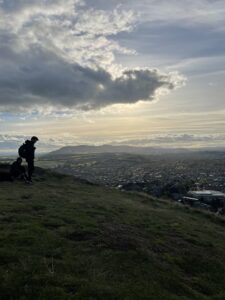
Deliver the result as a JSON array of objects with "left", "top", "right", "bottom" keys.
[{"left": 18, "top": 144, "right": 28, "bottom": 158}]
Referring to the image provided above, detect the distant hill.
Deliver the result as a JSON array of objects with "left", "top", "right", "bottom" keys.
[
  {"left": 46, "top": 144, "right": 192, "bottom": 156},
  {"left": 1, "top": 166, "right": 225, "bottom": 299}
]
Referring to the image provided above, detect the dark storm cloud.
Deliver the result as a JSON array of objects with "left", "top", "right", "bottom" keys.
[{"left": 0, "top": 47, "right": 183, "bottom": 110}]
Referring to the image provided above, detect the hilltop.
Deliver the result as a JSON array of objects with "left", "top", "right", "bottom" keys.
[
  {"left": 0, "top": 168, "right": 225, "bottom": 299},
  {"left": 46, "top": 145, "right": 191, "bottom": 156},
  {"left": 46, "top": 144, "right": 225, "bottom": 158}
]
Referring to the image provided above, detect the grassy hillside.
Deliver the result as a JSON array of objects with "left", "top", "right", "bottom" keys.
[{"left": 0, "top": 169, "right": 225, "bottom": 299}]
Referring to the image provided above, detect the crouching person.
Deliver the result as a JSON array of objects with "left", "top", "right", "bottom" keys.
[{"left": 10, "top": 157, "right": 28, "bottom": 181}]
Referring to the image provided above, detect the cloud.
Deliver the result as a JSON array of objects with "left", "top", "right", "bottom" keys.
[
  {"left": 124, "top": 0, "right": 225, "bottom": 29},
  {"left": 0, "top": 134, "right": 61, "bottom": 154},
  {"left": 0, "top": 0, "right": 185, "bottom": 112},
  {"left": 0, "top": 48, "right": 185, "bottom": 110},
  {"left": 1, "top": 133, "right": 225, "bottom": 155},
  {"left": 115, "top": 134, "right": 225, "bottom": 147},
  {"left": 86, "top": 0, "right": 225, "bottom": 30}
]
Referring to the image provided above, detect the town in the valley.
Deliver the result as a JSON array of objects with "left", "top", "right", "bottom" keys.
[{"left": 36, "top": 151, "right": 225, "bottom": 214}]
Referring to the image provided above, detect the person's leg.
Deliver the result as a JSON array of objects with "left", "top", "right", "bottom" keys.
[
  {"left": 27, "top": 160, "right": 34, "bottom": 181},
  {"left": 20, "top": 166, "right": 29, "bottom": 181}
]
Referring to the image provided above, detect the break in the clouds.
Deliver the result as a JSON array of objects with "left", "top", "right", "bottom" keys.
[{"left": 0, "top": 0, "right": 185, "bottom": 112}]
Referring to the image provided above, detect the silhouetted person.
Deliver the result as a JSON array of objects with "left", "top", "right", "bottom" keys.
[
  {"left": 10, "top": 157, "right": 28, "bottom": 181},
  {"left": 18, "top": 136, "right": 39, "bottom": 183}
]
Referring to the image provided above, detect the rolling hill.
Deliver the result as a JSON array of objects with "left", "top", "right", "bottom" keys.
[
  {"left": 46, "top": 145, "right": 191, "bottom": 156},
  {"left": 0, "top": 167, "right": 225, "bottom": 299},
  {"left": 45, "top": 145, "right": 225, "bottom": 160}
]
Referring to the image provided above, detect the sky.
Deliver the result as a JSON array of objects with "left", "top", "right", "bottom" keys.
[{"left": 0, "top": 0, "right": 225, "bottom": 153}]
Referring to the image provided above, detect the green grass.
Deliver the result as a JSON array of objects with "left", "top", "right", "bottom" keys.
[{"left": 0, "top": 169, "right": 225, "bottom": 299}]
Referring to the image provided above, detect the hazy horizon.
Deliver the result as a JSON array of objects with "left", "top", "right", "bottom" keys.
[{"left": 1, "top": 139, "right": 225, "bottom": 157}]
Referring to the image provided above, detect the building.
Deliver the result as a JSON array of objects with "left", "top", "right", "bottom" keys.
[{"left": 188, "top": 190, "right": 225, "bottom": 209}]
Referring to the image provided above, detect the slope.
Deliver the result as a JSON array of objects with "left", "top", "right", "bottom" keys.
[{"left": 0, "top": 169, "right": 225, "bottom": 300}]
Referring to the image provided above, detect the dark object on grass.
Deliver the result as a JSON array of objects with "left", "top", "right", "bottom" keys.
[
  {"left": 0, "top": 164, "right": 11, "bottom": 181},
  {"left": 10, "top": 157, "right": 28, "bottom": 181},
  {"left": 0, "top": 171, "right": 11, "bottom": 181}
]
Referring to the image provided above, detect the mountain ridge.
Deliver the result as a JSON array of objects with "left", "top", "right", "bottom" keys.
[
  {"left": 46, "top": 144, "right": 225, "bottom": 157},
  {"left": 46, "top": 144, "right": 192, "bottom": 156}
]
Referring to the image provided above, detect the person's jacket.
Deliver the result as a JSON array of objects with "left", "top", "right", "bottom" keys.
[{"left": 25, "top": 140, "right": 36, "bottom": 160}]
